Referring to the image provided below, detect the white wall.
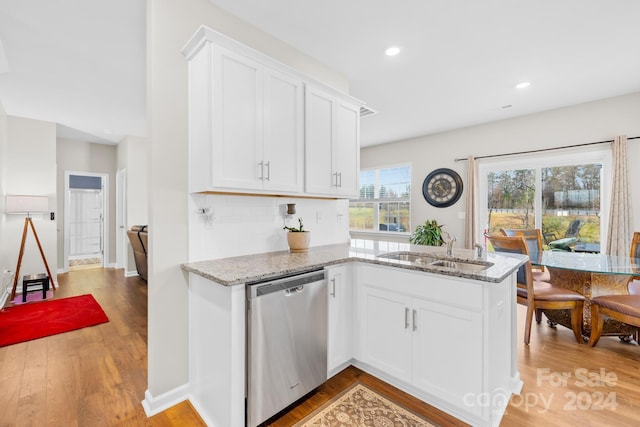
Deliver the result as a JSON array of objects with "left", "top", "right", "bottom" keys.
[
  {"left": 0, "top": 105, "right": 6, "bottom": 300},
  {"left": 360, "top": 92, "right": 640, "bottom": 247},
  {"left": 146, "top": 0, "right": 349, "bottom": 402},
  {"left": 56, "top": 139, "right": 118, "bottom": 269},
  {"left": 117, "top": 135, "right": 149, "bottom": 273},
  {"left": 1, "top": 116, "right": 57, "bottom": 289},
  {"left": 189, "top": 195, "right": 349, "bottom": 261},
  {"left": 117, "top": 135, "right": 149, "bottom": 227}
]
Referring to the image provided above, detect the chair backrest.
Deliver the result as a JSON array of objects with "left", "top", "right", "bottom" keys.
[
  {"left": 565, "top": 219, "right": 583, "bottom": 238},
  {"left": 488, "top": 234, "right": 533, "bottom": 289},
  {"left": 629, "top": 232, "right": 640, "bottom": 294},
  {"left": 630, "top": 232, "right": 640, "bottom": 259},
  {"left": 499, "top": 228, "right": 543, "bottom": 259}
]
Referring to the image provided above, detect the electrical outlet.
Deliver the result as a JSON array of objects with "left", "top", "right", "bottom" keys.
[{"left": 50, "top": 212, "right": 55, "bottom": 220}]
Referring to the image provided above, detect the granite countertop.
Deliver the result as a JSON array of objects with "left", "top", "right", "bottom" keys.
[{"left": 181, "top": 238, "right": 527, "bottom": 286}]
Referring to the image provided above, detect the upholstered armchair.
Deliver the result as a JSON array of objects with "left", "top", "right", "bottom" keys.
[{"left": 127, "top": 225, "right": 148, "bottom": 281}]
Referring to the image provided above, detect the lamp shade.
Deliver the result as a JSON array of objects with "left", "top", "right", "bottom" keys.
[{"left": 6, "top": 195, "right": 49, "bottom": 214}]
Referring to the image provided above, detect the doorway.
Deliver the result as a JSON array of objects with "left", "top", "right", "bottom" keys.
[
  {"left": 116, "top": 168, "right": 127, "bottom": 271},
  {"left": 64, "top": 172, "right": 109, "bottom": 272}
]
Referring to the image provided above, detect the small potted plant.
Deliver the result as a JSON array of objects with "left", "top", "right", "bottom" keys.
[
  {"left": 283, "top": 218, "right": 310, "bottom": 253},
  {"left": 410, "top": 219, "right": 445, "bottom": 246}
]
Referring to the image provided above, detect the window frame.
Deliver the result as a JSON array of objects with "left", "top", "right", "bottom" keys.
[
  {"left": 349, "top": 163, "right": 412, "bottom": 235},
  {"left": 477, "top": 148, "right": 612, "bottom": 245}
]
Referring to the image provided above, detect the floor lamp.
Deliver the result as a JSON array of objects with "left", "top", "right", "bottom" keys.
[{"left": 6, "top": 195, "right": 56, "bottom": 300}]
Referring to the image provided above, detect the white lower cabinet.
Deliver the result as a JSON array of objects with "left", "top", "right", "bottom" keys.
[
  {"left": 326, "top": 264, "right": 353, "bottom": 376},
  {"left": 355, "top": 263, "right": 518, "bottom": 427},
  {"left": 411, "top": 298, "right": 483, "bottom": 408},
  {"left": 188, "top": 261, "right": 520, "bottom": 427},
  {"left": 358, "top": 285, "right": 413, "bottom": 382}
]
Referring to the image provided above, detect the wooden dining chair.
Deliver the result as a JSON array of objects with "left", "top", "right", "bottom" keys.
[
  {"left": 487, "top": 234, "right": 585, "bottom": 345},
  {"left": 628, "top": 231, "right": 640, "bottom": 295},
  {"left": 627, "top": 231, "right": 640, "bottom": 342},
  {"left": 588, "top": 295, "right": 640, "bottom": 347},
  {"left": 499, "top": 228, "right": 551, "bottom": 282}
]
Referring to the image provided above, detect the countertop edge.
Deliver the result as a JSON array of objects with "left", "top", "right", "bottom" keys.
[
  {"left": 182, "top": 258, "right": 351, "bottom": 286},
  {"left": 181, "top": 243, "right": 527, "bottom": 286}
]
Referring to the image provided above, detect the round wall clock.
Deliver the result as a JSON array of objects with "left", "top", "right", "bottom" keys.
[{"left": 422, "top": 168, "right": 463, "bottom": 208}]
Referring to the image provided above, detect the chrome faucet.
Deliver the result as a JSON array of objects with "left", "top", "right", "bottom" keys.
[
  {"left": 446, "top": 236, "right": 456, "bottom": 257},
  {"left": 473, "top": 243, "right": 483, "bottom": 259}
]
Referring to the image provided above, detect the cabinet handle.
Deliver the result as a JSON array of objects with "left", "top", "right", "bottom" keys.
[
  {"left": 258, "top": 161, "right": 264, "bottom": 181},
  {"left": 338, "top": 172, "right": 342, "bottom": 188},
  {"left": 330, "top": 278, "right": 336, "bottom": 298},
  {"left": 413, "top": 309, "right": 417, "bottom": 331},
  {"left": 405, "top": 307, "right": 409, "bottom": 329},
  {"left": 265, "top": 161, "right": 270, "bottom": 181},
  {"left": 333, "top": 172, "right": 339, "bottom": 187}
]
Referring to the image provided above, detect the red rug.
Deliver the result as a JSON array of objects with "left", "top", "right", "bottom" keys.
[{"left": 0, "top": 294, "right": 109, "bottom": 347}]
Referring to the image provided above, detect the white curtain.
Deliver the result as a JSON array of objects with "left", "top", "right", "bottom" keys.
[
  {"left": 464, "top": 155, "right": 479, "bottom": 248},
  {"left": 606, "top": 135, "right": 633, "bottom": 256}
]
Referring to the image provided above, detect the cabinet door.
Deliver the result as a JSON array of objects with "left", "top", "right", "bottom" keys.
[
  {"left": 358, "top": 285, "right": 413, "bottom": 383},
  {"left": 263, "top": 68, "right": 303, "bottom": 193},
  {"left": 212, "top": 45, "right": 263, "bottom": 189},
  {"left": 305, "top": 86, "right": 335, "bottom": 195},
  {"left": 334, "top": 100, "right": 360, "bottom": 197},
  {"left": 411, "top": 297, "right": 483, "bottom": 416},
  {"left": 327, "top": 265, "right": 353, "bottom": 375}
]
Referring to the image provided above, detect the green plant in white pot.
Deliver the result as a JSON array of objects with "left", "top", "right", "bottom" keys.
[
  {"left": 410, "top": 219, "right": 445, "bottom": 246},
  {"left": 283, "top": 218, "right": 310, "bottom": 253}
]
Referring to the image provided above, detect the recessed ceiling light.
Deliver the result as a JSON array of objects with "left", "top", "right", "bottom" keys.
[
  {"left": 385, "top": 46, "right": 401, "bottom": 56},
  {"left": 516, "top": 81, "right": 531, "bottom": 89}
]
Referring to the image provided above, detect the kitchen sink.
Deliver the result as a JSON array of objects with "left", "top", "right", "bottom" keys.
[
  {"left": 428, "top": 259, "right": 493, "bottom": 272},
  {"left": 377, "top": 252, "right": 438, "bottom": 264},
  {"left": 378, "top": 252, "right": 493, "bottom": 272}
]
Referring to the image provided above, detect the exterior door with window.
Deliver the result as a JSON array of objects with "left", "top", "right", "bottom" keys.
[{"left": 479, "top": 151, "right": 610, "bottom": 251}]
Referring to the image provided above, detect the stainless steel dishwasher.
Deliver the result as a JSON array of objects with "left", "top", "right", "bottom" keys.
[{"left": 246, "top": 269, "right": 327, "bottom": 427}]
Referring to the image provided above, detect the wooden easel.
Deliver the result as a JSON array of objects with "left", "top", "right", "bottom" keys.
[{"left": 9, "top": 217, "right": 56, "bottom": 300}]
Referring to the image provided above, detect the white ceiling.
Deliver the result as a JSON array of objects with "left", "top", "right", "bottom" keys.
[
  {"left": 0, "top": 0, "right": 146, "bottom": 144},
  {"left": 0, "top": 1, "right": 639, "bottom": 147}
]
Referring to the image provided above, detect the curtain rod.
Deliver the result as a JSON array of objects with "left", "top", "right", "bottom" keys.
[{"left": 454, "top": 135, "right": 640, "bottom": 162}]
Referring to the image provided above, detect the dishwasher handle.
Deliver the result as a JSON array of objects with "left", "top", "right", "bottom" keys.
[
  {"left": 247, "top": 269, "right": 326, "bottom": 299},
  {"left": 284, "top": 286, "right": 305, "bottom": 296}
]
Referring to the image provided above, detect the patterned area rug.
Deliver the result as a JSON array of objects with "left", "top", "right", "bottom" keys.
[{"left": 293, "top": 382, "right": 437, "bottom": 427}]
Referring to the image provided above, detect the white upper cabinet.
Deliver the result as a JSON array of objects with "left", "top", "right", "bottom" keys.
[
  {"left": 334, "top": 100, "right": 360, "bottom": 197},
  {"left": 262, "top": 68, "right": 304, "bottom": 193},
  {"left": 183, "top": 26, "right": 361, "bottom": 198},
  {"left": 184, "top": 32, "right": 304, "bottom": 194},
  {"left": 211, "top": 46, "right": 263, "bottom": 190},
  {"left": 305, "top": 86, "right": 360, "bottom": 198}
]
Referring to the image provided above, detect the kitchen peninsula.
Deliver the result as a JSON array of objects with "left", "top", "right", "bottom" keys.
[{"left": 182, "top": 239, "right": 526, "bottom": 427}]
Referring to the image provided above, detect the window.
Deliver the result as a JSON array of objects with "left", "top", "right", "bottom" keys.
[
  {"left": 480, "top": 150, "right": 611, "bottom": 249},
  {"left": 350, "top": 165, "right": 411, "bottom": 233}
]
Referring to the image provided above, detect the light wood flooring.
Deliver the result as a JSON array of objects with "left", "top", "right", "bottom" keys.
[{"left": 1, "top": 268, "right": 639, "bottom": 426}]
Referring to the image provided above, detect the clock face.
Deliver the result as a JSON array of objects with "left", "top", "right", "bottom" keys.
[{"left": 422, "top": 168, "right": 463, "bottom": 208}]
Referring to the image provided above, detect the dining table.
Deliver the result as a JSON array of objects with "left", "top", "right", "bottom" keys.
[{"left": 531, "top": 250, "right": 640, "bottom": 337}]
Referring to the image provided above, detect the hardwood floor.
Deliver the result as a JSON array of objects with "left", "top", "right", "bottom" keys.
[
  {"left": 1, "top": 268, "right": 639, "bottom": 426},
  {"left": 0, "top": 269, "right": 203, "bottom": 427}
]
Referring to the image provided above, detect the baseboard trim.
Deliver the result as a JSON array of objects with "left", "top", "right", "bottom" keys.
[
  {"left": 328, "top": 359, "right": 355, "bottom": 379},
  {"left": 141, "top": 383, "right": 190, "bottom": 417},
  {"left": 124, "top": 270, "right": 139, "bottom": 278}
]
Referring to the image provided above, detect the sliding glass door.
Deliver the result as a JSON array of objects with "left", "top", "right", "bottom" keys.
[{"left": 479, "top": 150, "right": 611, "bottom": 249}]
